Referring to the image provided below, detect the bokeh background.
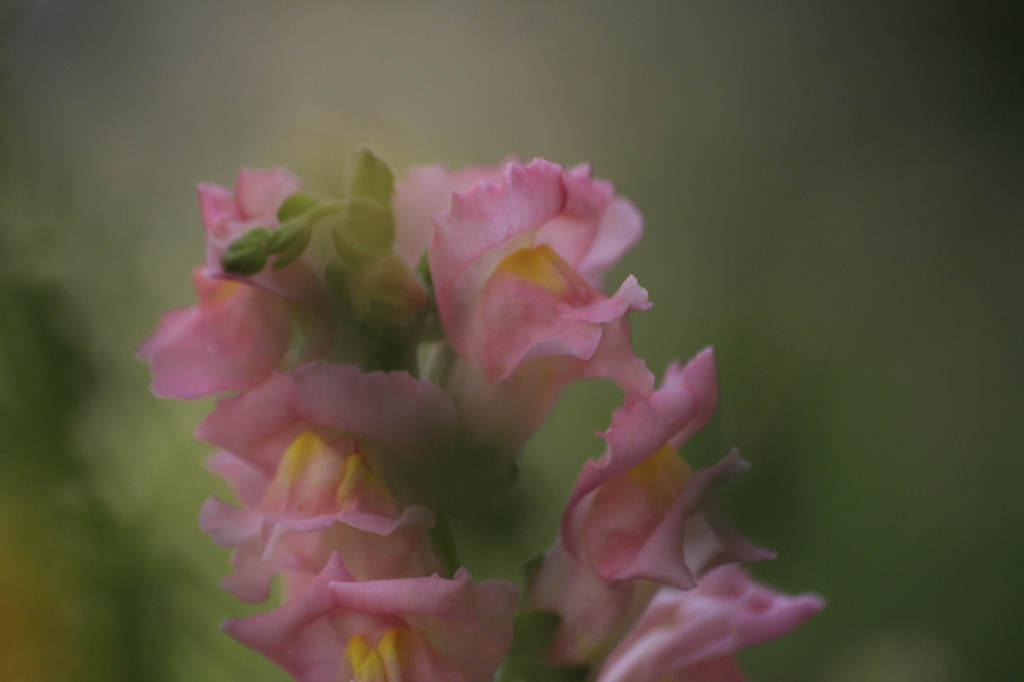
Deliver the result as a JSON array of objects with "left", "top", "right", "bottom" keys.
[{"left": 1, "top": 1, "right": 1021, "bottom": 680}]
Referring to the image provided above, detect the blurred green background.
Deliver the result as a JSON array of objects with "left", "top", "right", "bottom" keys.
[{"left": 1, "top": 1, "right": 1021, "bottom": 680}]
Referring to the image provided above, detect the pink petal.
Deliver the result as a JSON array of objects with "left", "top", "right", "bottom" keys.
[
  {"left": 597, "top": 565, "right": 824, "bottom": 682},
  {"left": 430, "top": 159, "right": 566, "bottom": 356},
  {"left": 535, "top": 163, "right": 643, "bottom": 288},
  {"left": 199, "top": 496, "right": 437, "bottom": 603},
  {"left": 206, "top": 450, "right": 270, "bottom": 508},
  {"left": 609, "top": 450, "right": 776, "bottom": 590},
  {"left": 198, "top": 168, "right": 333, "bottom": 323},
  {"left": 525, "top": 538, "right": 649, "bottom": 666},
  {"left": 225, "top": 555, "right": 518, "bottom": 682},
  {"left": 223, "top": 553, "right": 355, "bottom": 682},
  {"left": 562, "top": 349, "right": 719, "bottom": 557},
  {"left": 472, "top": 268, "right": 651, "bottom": 383},
  {"left": 393, "top": 159, "right": 515, "bottom": 268},
  {"left": 234, "top": 167, "right": 301, "bottom": 221},
  {"left": 288, "top": 362, "right": 457, "bottom": 454},
  {"left": 197, "top": 182, "right": 237, "bottom": 239},
  {"left": 287, "top": 362, "right": 459, "bottom": 498},
  {"left": 195, "top": 372, "right": 329, "bottom": 476},
  {"left": 138, "top": 269, "right": 292, "bottom": 400},
  {"left": 329, "top": 567, "right": 519, "bottom": 682}
]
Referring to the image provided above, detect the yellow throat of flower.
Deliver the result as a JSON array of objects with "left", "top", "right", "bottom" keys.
[
  {"left": 345, "top": 628, "right": 417, "bottom": 682},
  {"left": 261, "top": 432, "right": 392, "bottom": 515},
  {"left": 496, "top": 244, "right": 591, "bottom": 302}
]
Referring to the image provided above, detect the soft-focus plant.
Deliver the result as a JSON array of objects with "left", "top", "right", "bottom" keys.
[{"left": 140, "top": 147, "right": 823, "bottom": 681}]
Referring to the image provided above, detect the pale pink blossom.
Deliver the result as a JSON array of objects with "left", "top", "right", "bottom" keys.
[
  {"left": 429, "top": 158, "right": 650, "bottom": 388},
  {"left": 597, "top": 564, "right": 825, "bottom": 682},
  {"left": 196, "top": 363, "right": 459, "bottom": 601},
  {"left": 138, "top": 267, "right": 292, "bottom": 399},
  {"left": 199, "top": 432, "right": 440, "bottom": 603},
  {"left": 561, "top": 349, "right": 772, "bottom": 591},
  {"left": 425, "top": 159, "right": 653, "bottom": 472},
  {"left": 223, "top": 552, "right": 518, "bottom": 682},
  {"left": 527, "top": 350, "right": 772, "bottom": 664}
]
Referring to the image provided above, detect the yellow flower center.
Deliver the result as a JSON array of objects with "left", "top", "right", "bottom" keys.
[
  {"left": 495, "top": 244, "right": 591, "bottom": 302},
  {"left": 345, "top": 628, "right": 413, "bottom": 682},
  {"left": 261, "top": 432, "right": 393, "bottom": 516},
  {"left": 627, "top": 443, "right": 693, "bottom": 514}
]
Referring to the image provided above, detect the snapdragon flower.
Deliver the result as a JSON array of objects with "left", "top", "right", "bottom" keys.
[
  {"left": 140, "top": 147, "right": 821, "bottom": 682},
  {"left": 526, "top": 350, "right": 774, "bottom": 667}
]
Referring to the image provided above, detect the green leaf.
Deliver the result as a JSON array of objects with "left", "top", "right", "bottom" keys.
[
  {"left": 276, "top": 192, "right": 320, "bottom": 222},
  {"left": 220, "top": 227, "right": 271, "bottom": 275},
  {"left": 345, "top": 145, "right": 395, "bottom": 205},
  {"left": 267, "top": 220, "right": 313, "bottom": 269}
]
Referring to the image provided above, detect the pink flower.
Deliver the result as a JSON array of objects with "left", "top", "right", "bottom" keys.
[
  {"left": 223, "top": 552, "right": 519, "bottom": 682},
  {"left": 196, "top": 362, "right": 458, "bottom": 501},
  {"left": 199, "top": 432, "right": 440, "bottom": 603},
  {"left": 560, "top": 349, "right": 772, "bottom": 591},
  {"left": 597, "top": 564, "right": 825, "bottom": 682},
  {"left": 527, "top": 349, "right": 773, "bottom": 664},
  {"left": 137, "top": 267, "right": 292, "bottom": 399},
  {"left": 425, "top": 159, "right": 653, "bottom": 471},
  {"left": 429, "top": 158, "right": 649, "bottom": 387},
  {"left": 199, "top": 166, "right": 331, "bottom": 319},
  {"left": 195, "top": 363, "right": 460, "bottom": 601}
]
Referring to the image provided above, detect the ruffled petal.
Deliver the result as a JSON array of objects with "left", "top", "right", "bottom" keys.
[
  {"left": 597, "top": 565, "right": 824, "bottom": 682},
  {"left": 430, "top": 159, "right": 567, "bottom": 357},
  {"left": 137, "top": 269, "right": 292, "bottom": 399},
  {"left": 472, "top": 258, "right": 651, "bottom": 383},
  {"left": 562, "top": 348, "right": 719, "bottom": 556},
  {"left": 222, "top": 553, "right": 355, "bottom": 682},
  {"left": 195, "top": 372, "right": 328, "bottom": 476},
  {"left": 329, "top": 567, "right": 519, "bottom": 682},
  {"left": 535, "top": 163, "right": 643, "bottom": 288},
  {"left": 609, "top": 450, "right": 776, "bottom": 590},
  {"left": 199, "top": 494, "right": 437, "bottom": 603},
  {"left": 392, "top": 159, "right": 515, "bottom": 268},
  {"left": 224, "top": 555, "right": 518, "bottom": 682},
  {"left": 234, "top": 167, "right": 301, "bottom": 221}
]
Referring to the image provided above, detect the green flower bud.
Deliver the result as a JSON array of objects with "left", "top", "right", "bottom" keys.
[
  {"left": 266, "top": 220, "right": 313, "bottom": 269},
  {"left": 276, "top": 191, "right": 320, "bottom": 222},
  {"left": 345, "top": 145, "right": 395, "bottom": 205},
  {"left": 220, "top": 227, "right": 271, "bottom": 275},
  {"left": 348, "top": 254, "right": 427, "bottom": 333},
  {"left": 330, "top": 198, "right": 396, "bottom": 267}
]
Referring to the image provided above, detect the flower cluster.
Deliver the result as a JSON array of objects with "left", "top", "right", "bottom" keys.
[{"left": 141, "top": 148, "right": 823, "bottom": 682}]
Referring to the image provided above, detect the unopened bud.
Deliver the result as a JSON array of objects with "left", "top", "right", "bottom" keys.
[
  {"left": 331, "top": 198, "right": 396, "bottom": 267},
  {"left": 345, "top": 145, "right": 395, "bottom": 205},
  {"left": 266, "top": 220, "right": 313, "bottom": 269},
  {"left": 220, "top": 227, "right": 271, "bottom": 275},
  {"left": 276, "top": 191, "right": 320, "bottom": 222}
]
